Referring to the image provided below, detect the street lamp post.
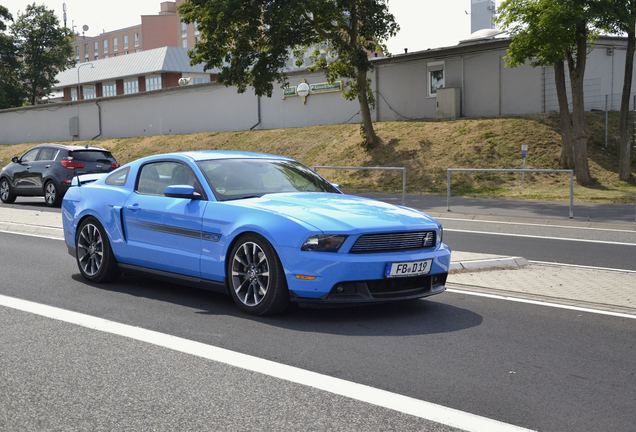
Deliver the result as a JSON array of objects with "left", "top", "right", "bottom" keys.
[{"left": 76, "top": 62, "right": 94, "bottom": 139}]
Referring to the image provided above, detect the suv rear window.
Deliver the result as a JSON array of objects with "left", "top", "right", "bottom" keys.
[{"left": 70, "top": 150, "right": 115, "bottom": 162}]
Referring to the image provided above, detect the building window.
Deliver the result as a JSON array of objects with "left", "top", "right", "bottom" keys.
[
  {"left": 94, "top": 54, "right": 99, "bottom": 61},
  {"left": 113, "top": 37, "right": 118, "bottom": 52},
  {"left": 124, "top": 34, "right": 129, "bottom": 50},
  {"left": 102, "top": 82, "right": 117, "bottom": 97},
  {"left": 192, "top": 76, "right": 210, "bottom": 85},
  {"left": 75, "top": 46, "right": 79, "bottom": 61},
  {"left": 70, "top": 87, "right": 78, "bottom": 101},
  {"left": 94, "top": 41, "right": 99, "bottom": 52},
  {"left": 134, "top": 32, "right": 139, "bottom": 47},
  {"left": 103, "top": 39, "right": 109, "bottom": 54},
  {"left": 182, "top": 38, "right": 188, "bottom": 49},
  {"left": 124, "top": 79, "right": 139, "bottom": 95},
  {"left": 83, "top": 85, "right": 96, "bottom": 100},
  {"left": 427, "top": 61, "right": 445, "bottom": 97},
  {"left": 145, "top": 75, "right": 162, "bottom": 91},
  {"left": 181, "top": 22, "right": 188, "bottom": 36}
]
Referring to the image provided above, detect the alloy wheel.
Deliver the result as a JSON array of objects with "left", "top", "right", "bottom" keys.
[
  {"left": 78, "top": 223, "right": 104, "bottom": 277},
  {"left": 44, "top": 182, "right": 56, "bottom": 205},
  {"left": 0, "top": 180, "right": 9, "bottom": 202},
  {"left": 231, "top": 242, "right": 270, "bottom": 307}
]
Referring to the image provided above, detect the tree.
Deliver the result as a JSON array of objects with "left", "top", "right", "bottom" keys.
[
  {"left": 596, "top": 0, "right": 636, "bottom": 182},
  {"left": 11, "top": 3, "right": 74, "bottom": 105},
  {"left": 0, "top": 5, "right": 24, "bottom": 109},
  {"left": 498, "top": 0, "right": 594, "bottom": 185},
  {"left": 178, "top": 0, "right": 399, "bottom": 148}
]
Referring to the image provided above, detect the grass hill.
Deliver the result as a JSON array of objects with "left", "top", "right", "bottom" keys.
[{"left": 1, "top": 114, "right": 634, "bottom": 204}]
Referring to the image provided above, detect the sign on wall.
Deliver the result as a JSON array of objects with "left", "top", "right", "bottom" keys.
[{"left": 283, "top": 80, "right": 343, "bottom": 104}]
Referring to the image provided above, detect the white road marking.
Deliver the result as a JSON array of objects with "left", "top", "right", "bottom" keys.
[
  {"left": 529, "top": 261, "right": 636, "bottom": 274},
  {"left": 0, "top": 229, "right": 64, "bottom": 241},
  {"left": 437, "top": 216, "right": 636, "bottom": 234},
  {"left": 445, "top": 229, "right": 636, "bottom": 246},
  {"left": 0, "top": 293, "right": 533, "bottom": 432},
  {"left": 447, "top": 288, "right": 636, "bottom": 320}
]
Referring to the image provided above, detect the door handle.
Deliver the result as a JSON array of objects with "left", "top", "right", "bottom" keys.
[
  {"left": 126, "top": 203, "right": 140, "bottom": 212},
  {"left": 45, "top": 165, "right": 51, "bottom": 169}
]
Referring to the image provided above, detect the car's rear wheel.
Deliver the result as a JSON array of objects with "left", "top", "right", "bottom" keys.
[
  {"left": 0, "top": 178, "right": 16, "bottom": 204},
  {"left": 44, "top": 180, "right": 62, "bottom": 207},
  {"left": 76, "top": 218, "right": 119, "bottom": 283},
  {"left": 228, "top": 234, "right": 289, "bottom": 315}
]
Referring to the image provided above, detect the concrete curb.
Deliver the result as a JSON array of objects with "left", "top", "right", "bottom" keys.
[{"left": 450, "top": 256, "right": 529, "bottom": 274}]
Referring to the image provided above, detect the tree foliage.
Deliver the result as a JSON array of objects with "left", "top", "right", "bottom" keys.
[
  {"left": 497, "top": 0, "right": 594, "bottom": 185},
  {"left": 11, "top": 3, "right": 74, "bottom": 105},
  {"left": 0, "top": 4, "right": 24, "bottom": 109},
  {"left": 178, "top": 0, "right": 399, "bottom": 148}
]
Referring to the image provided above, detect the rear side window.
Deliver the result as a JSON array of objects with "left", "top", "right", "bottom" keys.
[
  {"left": 70, "top": 150, "right": 115, "bottom": 162},
  {"left": 105, "top": 167, "right": 130, "bottom": 187},
  {"left": 36, "top": 148, "right": 58, "bottom": 161}
]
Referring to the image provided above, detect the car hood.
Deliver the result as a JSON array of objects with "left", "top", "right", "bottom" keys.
[{"left": 228, "top": 192, "right": 439, "bottom": 233}]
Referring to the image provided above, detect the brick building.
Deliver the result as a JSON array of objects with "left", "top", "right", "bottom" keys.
[
  {"left": 72, "top": 1, "right": 199, "bottom": 63},
  {"left": 56, "top": 47, "right": 216, "bottom": 102}
]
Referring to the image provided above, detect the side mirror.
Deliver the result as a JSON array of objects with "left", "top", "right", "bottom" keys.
[
  {"left": 163, "top": 185, "right": 201, "bottom": 200},
  {"left": 11, "top": 156, "right": 19, "bottom": 164}
]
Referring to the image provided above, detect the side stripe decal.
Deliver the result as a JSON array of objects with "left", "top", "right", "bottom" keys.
[{"left": 128, "top": 220, "right": 221, "bottom": 242}]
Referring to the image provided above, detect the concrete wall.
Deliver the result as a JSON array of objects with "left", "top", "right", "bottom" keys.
[{"left": 2, "top": 39, "right": 636, "bottom": 145}]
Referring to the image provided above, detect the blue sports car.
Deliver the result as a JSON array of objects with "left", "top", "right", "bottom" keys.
[{"left": 62, "top": 151, "right": 451, "bottom": 315}]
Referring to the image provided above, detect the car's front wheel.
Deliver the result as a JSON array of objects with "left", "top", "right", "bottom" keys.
[
  {"left": 0, "top": 178, "right": 16, "bottom": 204},
  {"left": 76, "top": 217, "right": 119, "bottom": 283},
  {"left": 44, "top": 180, "right": 61, "bottom": 207},
  {"left": 228, "top": 234, "right": 289, "bottom": 315}
]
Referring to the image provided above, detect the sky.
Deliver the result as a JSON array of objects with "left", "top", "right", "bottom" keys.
[{"left": 1, "top": 0, "right": 502, "bottom": 54}]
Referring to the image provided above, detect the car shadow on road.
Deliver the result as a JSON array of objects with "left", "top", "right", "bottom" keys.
[{"left": 72, "top": 273, "right": 483, "bottom": 337}]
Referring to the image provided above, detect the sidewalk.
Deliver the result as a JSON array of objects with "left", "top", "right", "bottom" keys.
[
  {"left": 450, "top": 264, "right": 636, "bottom": 316},
  {"left": 362, "top": 193, "right": 636, "bottom": 225}
]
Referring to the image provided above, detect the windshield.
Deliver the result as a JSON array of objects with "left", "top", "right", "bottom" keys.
[{"left": 197, "top": 159, "right": 339, "bottom": 201}]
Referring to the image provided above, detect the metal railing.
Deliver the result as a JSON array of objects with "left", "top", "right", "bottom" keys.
[
  {"left": 447, "top": 168, "right": 576, "bottom": 219},
  {"left": 313, "top": 165, "right": 407, "bottom": 205}
]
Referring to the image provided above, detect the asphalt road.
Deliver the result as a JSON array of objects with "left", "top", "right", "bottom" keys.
[{"left": 1, "top": 232, "right": 635, "bottom": 431}]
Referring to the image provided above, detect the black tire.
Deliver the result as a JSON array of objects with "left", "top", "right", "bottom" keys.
[
  {"left": 227, "top": 234, "right": 289, "bottom": 315},
  {"left": 76, "top": 217, "right": 119, "bottom": 283},
  {"left": 0, "top": 178, "right": 16, "bottom": 204},
  {"left": 43, "top": 180, "right": 62, "bottom": 207}
]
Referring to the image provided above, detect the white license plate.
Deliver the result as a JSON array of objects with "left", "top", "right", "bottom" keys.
[{"left": 386, "top": 259, "right": 432, "bottom": 278}]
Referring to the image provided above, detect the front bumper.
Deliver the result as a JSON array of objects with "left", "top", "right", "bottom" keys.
[{"left": 278, "top": 243, "right": 451, "bottom": 302}]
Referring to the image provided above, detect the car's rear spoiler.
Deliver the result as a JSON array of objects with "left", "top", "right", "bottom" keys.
[{"left": 71, "top": 173, "right": 107, "bottom": 187}]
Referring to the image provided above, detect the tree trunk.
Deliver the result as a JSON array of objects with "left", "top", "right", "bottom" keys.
[
  {"left": 568, "top": 32, "right": 592, "bottom": 186},
  {"left": 554, "top": 61, "right": 575, "bottom": 169},
  {"left": 618, "top": 29, "right": 635, "bottom": 182},
  {"left": 356, "top": 69, "right": 378, "bottom": 148}
]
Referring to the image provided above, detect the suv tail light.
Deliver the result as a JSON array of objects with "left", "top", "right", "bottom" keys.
[
  {"left": 111, "top": 162, "right": 120, "bottom": 169},
  {"left": 60, "top": 158, "right": 85, "bottom": 170}
]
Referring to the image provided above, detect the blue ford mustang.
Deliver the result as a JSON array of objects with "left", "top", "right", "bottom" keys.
[{"left": 62, "top": 151, "right": 451, "bottom": 315}]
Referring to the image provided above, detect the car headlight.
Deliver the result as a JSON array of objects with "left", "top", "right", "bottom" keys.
[{"left": 301, "top": 235, "right": 347, "bottom": 252}]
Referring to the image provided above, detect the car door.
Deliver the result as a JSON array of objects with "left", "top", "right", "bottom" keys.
[
  {"left": 30, "top": 147, "right": 59, "bottom": 191},
  {"left": 12, "top": 148, "right": 40, "bottom": 192},
  {"left": 120, "top": 160, "right": 208, "bottom": 278}
]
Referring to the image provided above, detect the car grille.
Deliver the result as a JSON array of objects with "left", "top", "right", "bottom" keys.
[{"left": 349, "top": 231, "right": 436, "bottom": 253}]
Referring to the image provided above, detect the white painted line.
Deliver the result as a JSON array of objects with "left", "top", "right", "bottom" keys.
[
  {"left": 0, "top": 229, "right": 64, "bottom": 241},
  {"left": 438, "top": 216, "right": 636, "bottom": 234},
  {"left": 529, "top": 260, "right": 636, "bottom": 274},
  {"left": 0, "top": 293, "right": 533, "bottom": 432},
  {"left": 445, "top": 229, "right": 636, "bottom": 246},
  {"left": 447, "top": 288, "right": 636, "bottom": 320}
]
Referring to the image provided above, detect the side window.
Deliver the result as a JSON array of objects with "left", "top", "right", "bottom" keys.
[
  {"left": 36, "top": 148, "right": 58, "bottom": 161},
  {"left": 105, "top": 167, "right": 130, "bottom": 187},
  {"left": 136, "top": 162, "right": 200, "bottom": 196},
  {"left": 20, "top": 149, "right": 39, "bottom": 163}
]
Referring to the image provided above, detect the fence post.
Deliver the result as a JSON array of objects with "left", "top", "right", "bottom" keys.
[
  {"left": 401, "top": 168, "right": 406, "bottom": 206},
  {"left": 447, "top": 170, "right": 452, "bottom": 212},
  {"left": 569, "top": 170, "right": 575, "bottom": 219}
]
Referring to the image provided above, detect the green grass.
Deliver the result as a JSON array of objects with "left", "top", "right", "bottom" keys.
[{"left": 1, "top": 114, "right": 634, "bottom": 204}]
